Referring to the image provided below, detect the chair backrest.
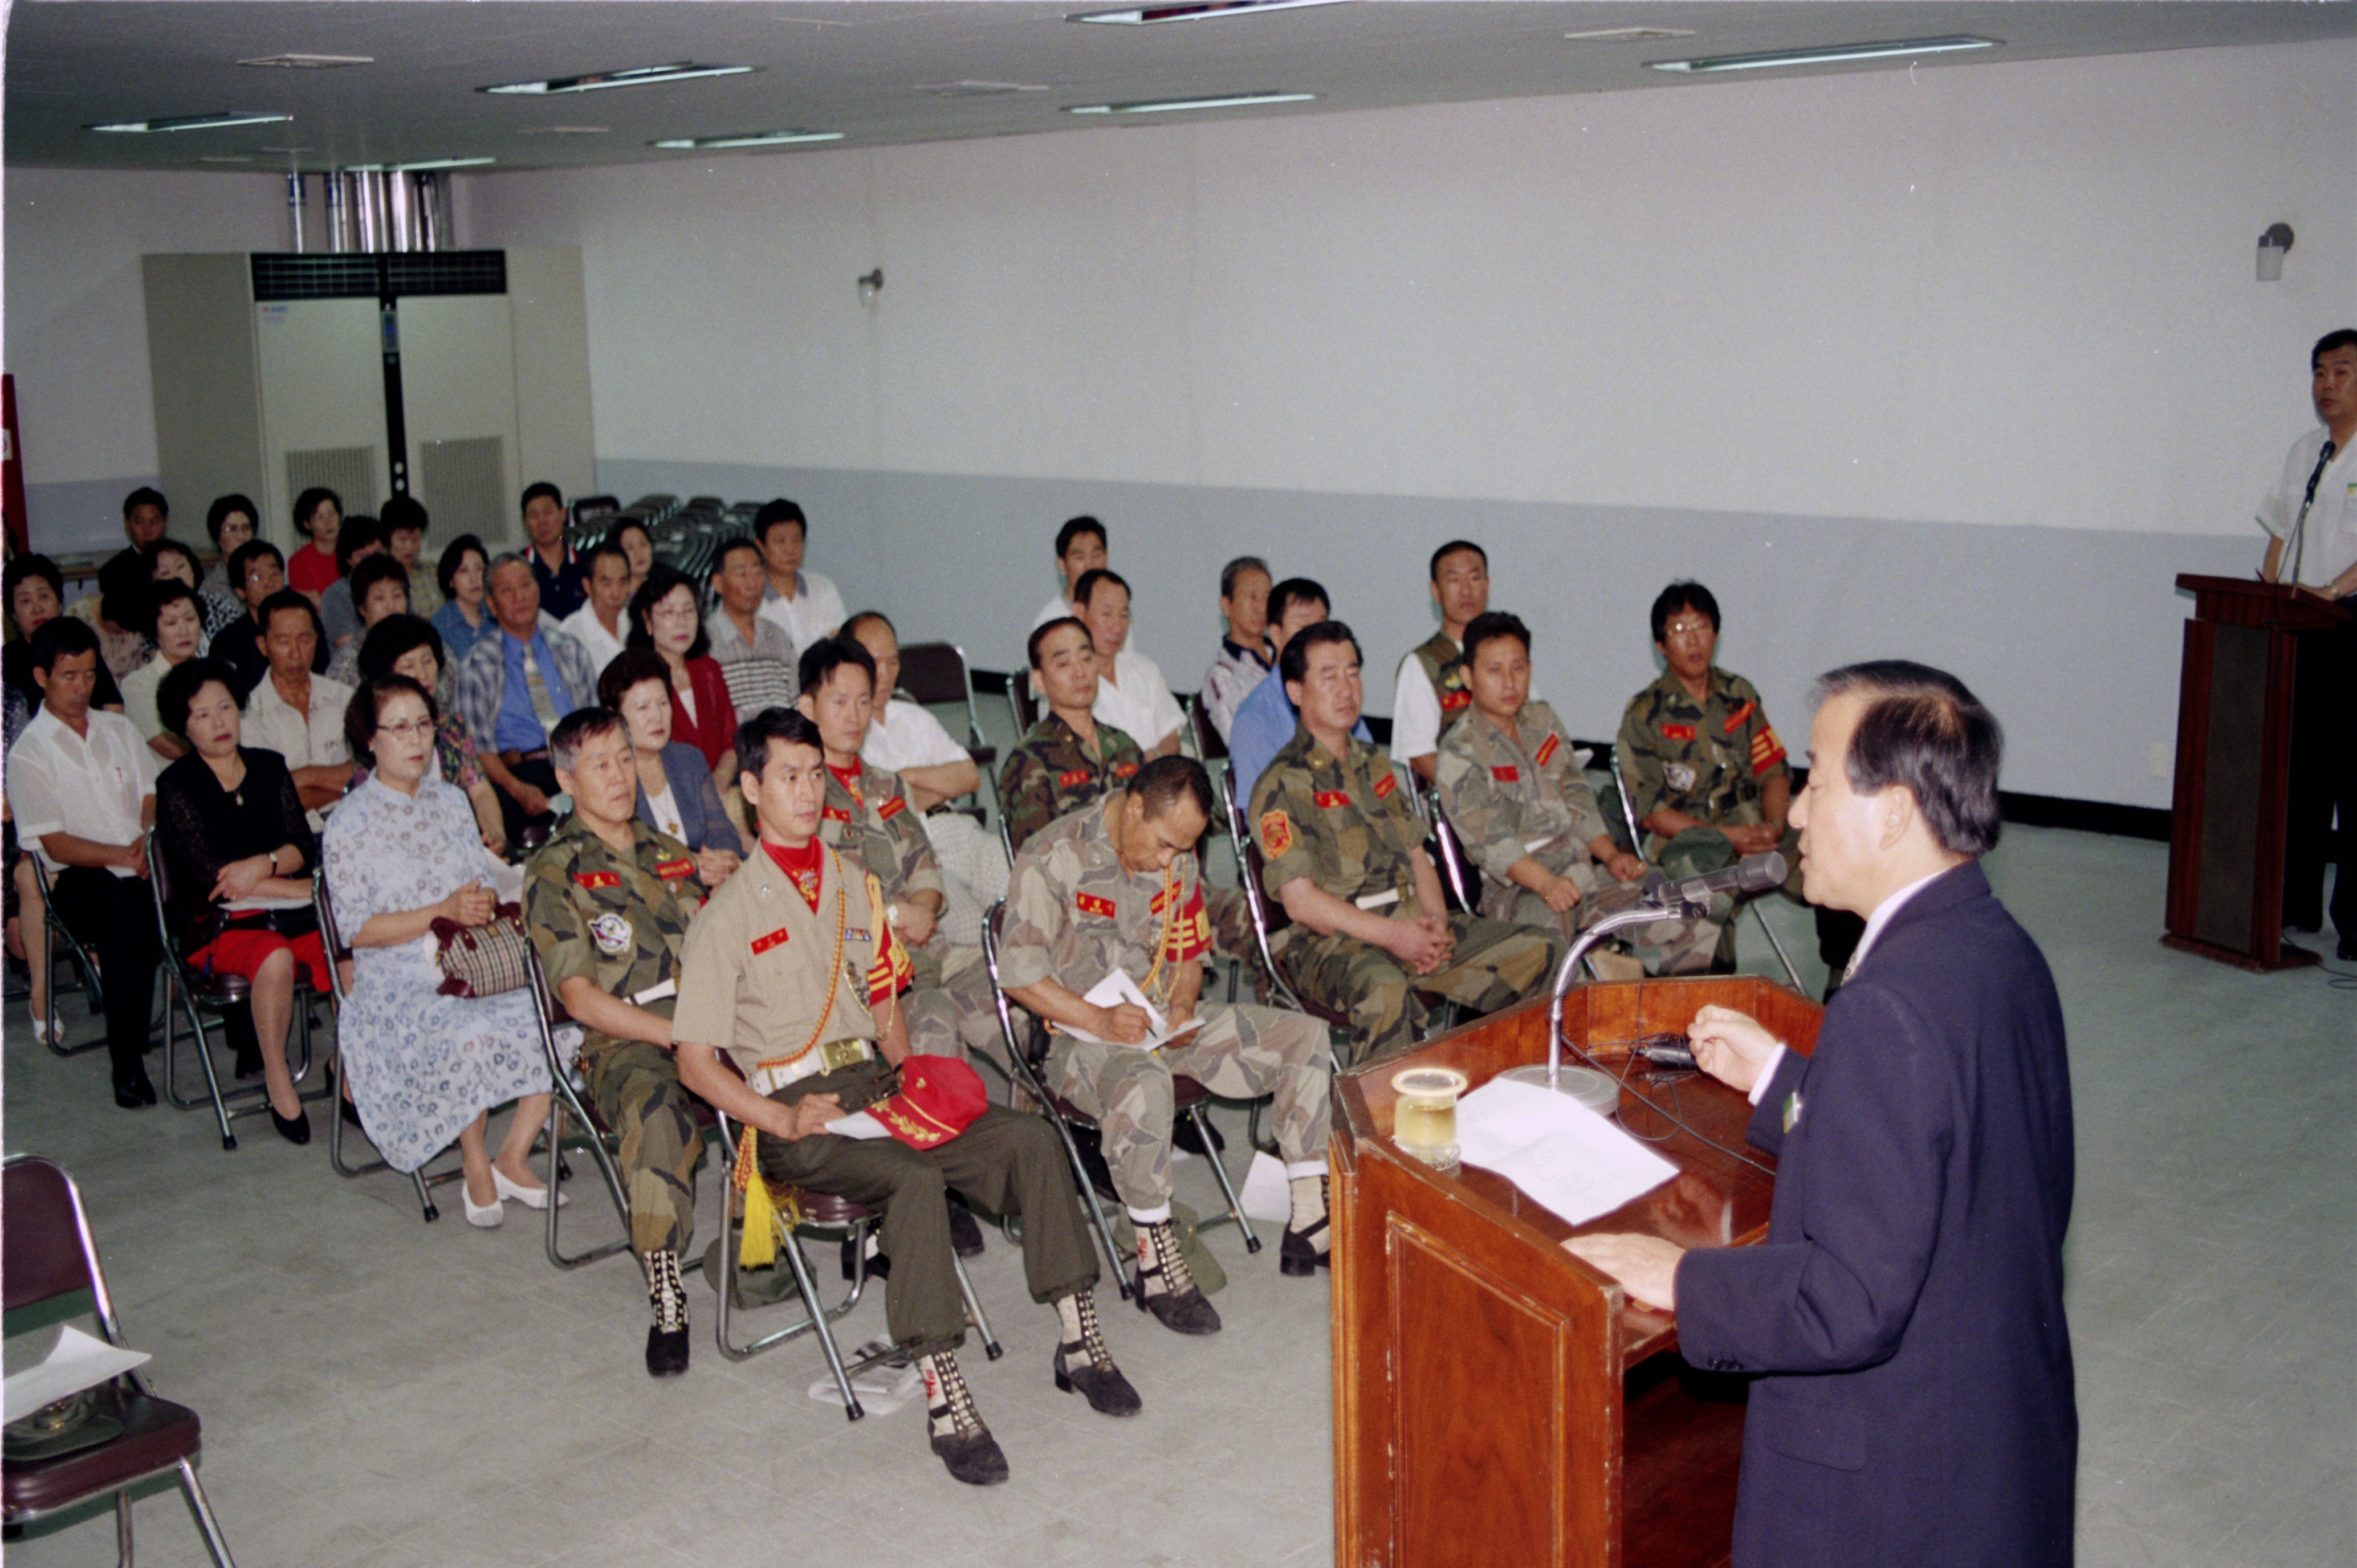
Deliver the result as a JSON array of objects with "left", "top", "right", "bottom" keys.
[
  {"left": 1423, "top": 788, "right": 1481, "bottom": 914},
  {"left": 314, "top": 870, "right": 355, "bottom": 1006},
  {"left": 143, "top": 833, "right": 183, "bottom": 955},
  {"left": 1189, "top": 694, "right": 1229, "bottom": 762},
  {"left": 895, "top": 641, "right": 989, "bottom": 752},
  {"left": 978, "top": 901, "right": 1057, "bottom": 1092},
  {"left": 4, "top": 1157, "right": 103, "bottom": 1317},
  {"left": 1606, "top": 751, "right": 1646, "bottom": 855},
  {"left": 1009, "top": 670, "right": 1040, "bottom": 735}
]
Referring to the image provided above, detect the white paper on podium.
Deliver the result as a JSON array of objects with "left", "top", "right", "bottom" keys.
[
  {"left": 1453, "top": 1076, "right": 1678, "bottom": 1226},
  {"left": 1059, "top": 970, "right": 1207, "bottom": 1051},
  {"left": 3, "top": 1325, "right": 150, "bottom": 1424}
]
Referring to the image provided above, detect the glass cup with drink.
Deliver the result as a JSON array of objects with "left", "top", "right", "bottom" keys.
[{"left": 1390, "top": 1065, "right": 1469, "bottom": 1170}]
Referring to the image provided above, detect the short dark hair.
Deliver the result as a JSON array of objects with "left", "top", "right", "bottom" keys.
[
  {"left": 624, "top": 565, "right": 710, "bottom": 661},
  {"left": 583, "top": 538, "right": 630, "bottom": 575},
  {"left": 157, "top": 656, "right": 242, "bottom": 737},
  {"left": 1056, "top": 515, "right": 1106, "bottom": 557},
  {"left": 227, "top": 539, "right": 285, "bottom": 593},
  {"left": 436, "top": 534, "right": 487, "bottom": 598},
  {"left": 1649, "top": 580, "right": 1720, "bottom": 644},
  {"left": 348, "top": 552, "right": 411, "bottom": 616},
  {"left": 1028, "top": 615, "right": 1090, "bottom": 672},
  {"left": 1430, "top": 540, "right": 1486, "bottom": 580},
  {"left": 1280, "top": 619, "right": 1361, "bottom": 686},
  {"left": 548, "top": 706, "right": 626, "bottom": 773},
  {"left": 343, "top": 674, "right": 437, "bottom": 770},
  {"left": 28, "top": 613, "right": 100, "bottom": 674},
  {"left": 379, "top": 494, "right": 428, "bottom": 537},
  {"left": 520, "top": 480, "right": 564, "bottom": 515},
  {"left": 6, "top": 553, "right": 66, "bottom": 610},
  {"left": 1131, "top": 754, "right": 1213, "bottom": 823},
  {"left": 713, "top": 535, "right": 762, "bottom": 575},
  {"left": 1460, "top": 610, "right": 1530, "bottom": 666},
  {"left": 357, "top": 614, "right": 444, "bottom": 684},
  {"left": 598, "top": 646, "right": 671, "bottom": 713},
  {"left": 123, "top": 486, "right": 168, "bottom": 519},
  {"left": 1072, "top": 567, "right": 1128, "bottom": 610},
  {"left": 1810, "top": 661, "right": 2004, "bottom": 858},
  {"left": 144, "top": 579, "right": 202, "bottom": 641},
  {"left": 335, "top": 515, "right": 385, "bottom": 578},
  {"left": 203, "top": 494, "right": 259, "bottom": 549},
  {"left": 1266, "top": 577, "right": 1330, "bottom": 626},
  {"left": 2313, "top": 328, "right": 2357, "bottom": 369},
  {"left": 1219, "top": 555, "right": 1269, "bottom": 600},
  {"left": 753, "top": 499, "right": 807, "bottom": 544},
  {"left": 797, "top": 633, "right": 874, "bottom": 698},
  {"left": 98, "top": 549, "right": 153, "bottom": 631},
  {"left": 736, "top": 705, "right": 823, "bottom": 783},
  {"left": 258, "top": 588, "right": 322, "bottom": 643},
  {"left": 146, "top": 538, "right": 206, "bottom": 592},
  {"left": 840, "top": 609, "right": 893, "bottom": 645},
  {"left": 293, "top": 486, "right": 341, "bottom": 536}
]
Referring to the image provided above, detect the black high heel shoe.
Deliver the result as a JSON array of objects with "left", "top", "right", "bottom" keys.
[{"left": 270, "top": 1104, "right": 312, "bottom": 1145}]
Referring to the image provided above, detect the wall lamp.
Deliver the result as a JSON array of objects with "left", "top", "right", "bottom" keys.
[{"left": 2257, "top": 223, "right": 2294, "bottom": 283}]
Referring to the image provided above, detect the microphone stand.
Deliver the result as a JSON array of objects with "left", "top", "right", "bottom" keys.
[{"left": 1500, "top": 895, "right": 1703, "bottom": 1097}]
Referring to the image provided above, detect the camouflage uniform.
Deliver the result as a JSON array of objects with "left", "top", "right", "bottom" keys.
[
  {"left": 523, "top": 816, "right": 707, "bottom": 1257},
  {"left": 1615, "top": 667, "right": 1800, "bottom": 954},
  {"left": 1002, "top": 712, "right": 1251, "bottom": 958},
  {"left": 1435, "top": 700, "right": 1719, "bottom": 975},
  {"left": 1409, "top": 630, "right": 1475, "bottom": 742},
  {"left": 820, "top": 756, "right": 997, "bottom": 1064},
  {"left": 998, "top": 795, "right": 1330, "bottom": 1215},
  {"left": 1248, "top": 724, "right": 1564, "bottom": 1065},
  {"left": 672, "top": 839, "right": 1096, "bottom": 1354}
]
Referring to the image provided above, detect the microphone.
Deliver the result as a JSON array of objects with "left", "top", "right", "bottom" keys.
[{"left": 1644, "top": 850, "right": 1789, "bottom": 913}]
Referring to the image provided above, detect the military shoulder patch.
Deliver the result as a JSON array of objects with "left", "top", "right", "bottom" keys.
[
  {"left": 1075, "top": 892, "right": 1117, "bottom": 918},
  {"left": 1373, "top": 772, "right": 1398, "bottom": 800},
  {"left": 1491, "top": 765, "right": 1520, "bottom": 783},
  {"left": 589, "top": 913, "right": 632, "bottom": 957},
  {"left": 750, "top": 927, "right": 791, "bottom": 955},
  {"left": 877, "top": 796, "right": 907, "bottom": 821},
  {"left": 1259, "top": 810, "right": 1295, "bottom": 858},
  {"left": 1534, "top": 732, "right": 1561, "bottom": 767},
  {"left": 572, "top": 870, "right": 620, "bottom": 890},
  {"left": 1057, "top": 768, "right": 1091, "bottom": 788},
  {"left": 1723, "top": 699, "right": 1758, "bottom": 736},
  {"left": 1314, "top": 790, "right": 1351, "bottom": 809}
]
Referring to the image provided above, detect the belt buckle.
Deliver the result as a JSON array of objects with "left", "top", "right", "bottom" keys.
[{"left": 819, "top": 1038, "right": 866, "bottom": 1073}]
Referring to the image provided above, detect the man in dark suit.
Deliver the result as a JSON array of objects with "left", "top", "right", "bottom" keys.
[{"left": 1569, "top": 660, "right": 2075, "bottom": 1567}]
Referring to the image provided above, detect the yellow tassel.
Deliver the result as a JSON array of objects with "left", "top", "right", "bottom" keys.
[{"left": 740, "top": 1172, "right": 779, "bottom": 1270}]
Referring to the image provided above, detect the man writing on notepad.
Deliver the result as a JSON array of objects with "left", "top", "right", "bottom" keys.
[{"left": 998, "top": 755, "right": 1334, "bottom": 1335}]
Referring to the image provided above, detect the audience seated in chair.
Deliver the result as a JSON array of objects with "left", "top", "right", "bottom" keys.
[
  {"left": 450, "top": 552, "right": 602, "bottom": 846},
  {"left": 624, "top": 563, "right": 736, "bottom": 780},
  {"left": 1198, "top": 555, "right": 1274, "bottom": 745},
  {"left": 355, "top": 616, "right": 506, "bottom": 854},
  {"left": 599, "top": 647, "right": 746, "bottom": 891},
  {"left": 703, "top": 535, "right": 799, "bottom": 720},
  {"left": 1073, "top": 568, "right": 1181, "bottom": 761}
]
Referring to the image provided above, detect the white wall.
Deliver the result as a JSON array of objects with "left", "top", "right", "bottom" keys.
[
  {"left": 3, "top": 168, "right": 287, "bottom": 550},
  {"left": 7, "top": 40, "right": 2348, "bottom": 805}
]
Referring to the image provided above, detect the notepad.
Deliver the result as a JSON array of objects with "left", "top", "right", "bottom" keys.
[
  {"left": 1454, "top": 1076, "right": 1676, "bottom": 1225},
  {"left": 1060, "top": 969, "right": 1207, "bottom": 1050}
]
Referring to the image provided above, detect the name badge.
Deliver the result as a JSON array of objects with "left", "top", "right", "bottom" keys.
[
  {"left": 821, "top": 805, "right": 852, "bottom": 823},
  {"left": 572, "top": 871, "right": 620, "bottom": 890},
  {"left": 1491, "top": 765, "right": 1520, "bottom": 783},
  {"left": 1314, "top": 791, "right": 1351, "bottom": 809},
  {"left": 1662, "top": 723, "right": 1697, "bottom": 742},
  {"left": 878, "top": 796, "right": 907, "bottom": 821},
  {"left": 750, "top": 927, "right": 791, "bottom": 955},
  {"left": 1057, "top": 768, "right": 1092, "bottom": 788},
  {"left": 1076, "top": 893, "right": 1117, "bottom": 919},
  {"left": 654, "top": 858, "right": 694, "bottom": 881},
  {"left": 1440, "top": 690, "right": 1472, "bottom": 711}
]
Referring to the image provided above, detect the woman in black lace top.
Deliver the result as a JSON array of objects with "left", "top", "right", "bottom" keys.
[{"left": 154, "top": 657, "right": 328, "bottom": 1145}]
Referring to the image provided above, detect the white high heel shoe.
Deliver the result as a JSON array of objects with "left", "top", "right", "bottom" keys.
[
  {"left": 491, "top": 1167, "right": 565, "bottom": 1210},
  {"left": 461, "top": 1176, "right": 504, "bottom": 1228}
]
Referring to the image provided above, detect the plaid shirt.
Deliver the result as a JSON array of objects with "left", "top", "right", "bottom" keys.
[{"left": 450, "top": 622, "right": 603, "bottom": 755}]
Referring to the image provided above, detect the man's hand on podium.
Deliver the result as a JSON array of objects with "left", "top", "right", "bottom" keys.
[
  {"left": 1564, "top": 1233, "right": 1682, "bottom": 1313},
  {"left": 1687, "top": 1005, "right": 1781, "bottom": 1097}
]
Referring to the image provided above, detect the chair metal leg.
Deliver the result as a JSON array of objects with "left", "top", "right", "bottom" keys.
[
  {"left": 176, "top": 1458, "right": 238, "bottom": 1568},
  {"left": 161, "top": 975, "right": 239, "bottom": 1149},
  {"left": 325, "top": 1054, "right": 389, "bottom": 1179},
  {"left": 715, "top": 1195, "right": 878, "bottom": 1365},
  {"left": 542, "top": 1085, "right": 631, "bottom": 1270},
  {"left": 950, "top": 1249, "right": 1003, "bottom": 1360},
  {"left": 413, "top": 1170, "right": 439, "bottom": 1223},
  {"left": 1748, "top": 901, "right": 1806, "bottom": 991},
  {"left": 781, "top": 1233, "right": 864, "bottom": 1421},
  {"left": 1186, "top": 1106, "right": 1260, "bottom": 1253}
]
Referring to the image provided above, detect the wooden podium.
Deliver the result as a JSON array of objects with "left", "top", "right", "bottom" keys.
[
  {"left": 1332, "top": 976, "right": 1821, "bottom": 1568},
  {"left": 2164, "top": 575, "right": 2348, "bottom": 971}
]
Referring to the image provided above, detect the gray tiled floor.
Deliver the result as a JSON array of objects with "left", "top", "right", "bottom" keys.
[{"left": 4, "top": 825, "right": 2350, "bottom": 1566}]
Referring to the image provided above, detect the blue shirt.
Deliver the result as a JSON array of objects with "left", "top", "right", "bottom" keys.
[
  {"left": 1227, "top": 667, "right": 1372, "bottom": 799},
  {"left": 492, "top": 630, "right": 577, "bottom": 751},
  {"left": 430, "top": 600, "right": 490, "bottom": 667}
]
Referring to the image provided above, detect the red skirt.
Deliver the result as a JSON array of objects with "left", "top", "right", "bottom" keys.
[{"left": 188, "top": 926, "right": 331, "bottom": 993}]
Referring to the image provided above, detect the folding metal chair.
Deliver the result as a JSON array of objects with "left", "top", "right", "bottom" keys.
[
  {"left": 1188, "top": 694, "right": 1231, "bottom": 764},
  {"left": 3, "top": 1156, "right": 237, "bottom": 1567},
  {"left": 1606, "top": 751, "right": 1804, "bottom": 989},
  {"left": 145, "top": 836, "right": 323, "bottom": 1150},
  {"left": 312, "top": 873, "right": 451, "bottom": 1222},
  {"left": 1008, "top": 669, "right": 1040, "bottom": 735},
  {"left": 978, "top": 901, "right": 1259, "bottom": 1293},
  {"left": 707, "top": 1092, "right": 1001, "bottom": 1412},
  {"left": 1421, "top": 787, "right": 1482, "bottom": 915},
  {"left": 895, "top": 641, "right": 1002, "bottom": 815},
  {"left": 1219, "top": 763, "right": 1343, "bottom": 1028},
  {"left": 524, "top": 944, "right": 640, "bottom": 1271},
  {"left": 27, "top": 856, "right": 107, "bottom": 1056}
]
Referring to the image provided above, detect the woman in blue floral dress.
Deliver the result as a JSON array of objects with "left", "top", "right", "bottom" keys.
[{"left": 323, "top": 674, "right": 552, "bottom": 1228}]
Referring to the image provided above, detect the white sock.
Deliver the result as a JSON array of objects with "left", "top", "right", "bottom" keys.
[{"left": 1288, "top": 1174, "right": 1328, "bottom": 1234}]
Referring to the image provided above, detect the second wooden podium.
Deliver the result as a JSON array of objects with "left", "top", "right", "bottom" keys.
[{"left": 1332, "top": 976, "right": 1821, "bottom": 1568}]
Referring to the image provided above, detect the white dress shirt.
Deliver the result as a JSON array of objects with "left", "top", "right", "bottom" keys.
[
  {"left": 756, "top": 571, "right": 846, "bottom": 653},
  {"left": 244, "top": 671, "right": 355, "bottom": 828},
  {"left": 559, "top": 602, "right": 630, "bottom": 678},
  {"left": 6, "top": 705, "right": 159, "bottom": 876},
  {"left": 863, "top": 699, "right": 970, "bottom": 776},
  {"left": 1092, "top": 645, "right": 1183, "bottom": 751},
  {"left": 2256, "top": 426, "right": 2356, "bottom": 591}
]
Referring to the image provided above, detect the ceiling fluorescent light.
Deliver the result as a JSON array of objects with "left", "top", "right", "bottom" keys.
[
  {"left": 238, "top": 54, "right": 373, "bottom": 70},
  {"left": 388, "top": 156, "right": 496, "bottom": 172},
  {"left": 1562, "top": 27, "right": 1694, "bottom": 43},
  {"left": 1065, "top": 91, "right": 1316, "bottom": 115},
  {"left": 650, "top": 129, "right": 844, "bottom": 150},
  {"left": 1648, "top": 36, "right": 1998, "bottom": 74},
  {"left": 1070, "top": 0, "right": 1349, "bottom": 23},
  {"left": 88, "top": 111, "right": 294, "bottom": 133},
  {"left": 482, "top": 63, "right": 754, "bottom": 96}
]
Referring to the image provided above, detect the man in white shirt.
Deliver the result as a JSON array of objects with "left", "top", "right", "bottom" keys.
[
  {"left": 752, "top": 499, "right": 846, "bottom": 651},
  {"left": 560, "top": 539, "right": 633, "bottom": 679},
  {"left": 243, "top": 590, "right": 355, "bottom": 829},
  {"left": 1030, "top": 515, "right": 1108, "bottom": 631},
  {"left": 6, "top": 616, "right": 164, "bottom": 1103},
  {"left": 2258, "top": 326, "right": 2357, "bottom": 956},
  {"left": 1199, "top": 555, "right": 1273, "bottom": 744},
  {"left": 1391, "top": 539, "right": 1496, "bottom": 783},
  {"left": 844, "top": 611, "right": 1004, "bottom": 951},
  {"left": 706, "top": 536, "right": 799, "bottom": 720},
  {"left": 1075, "top": 568, "right": 1182, "bottom": 760}
]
